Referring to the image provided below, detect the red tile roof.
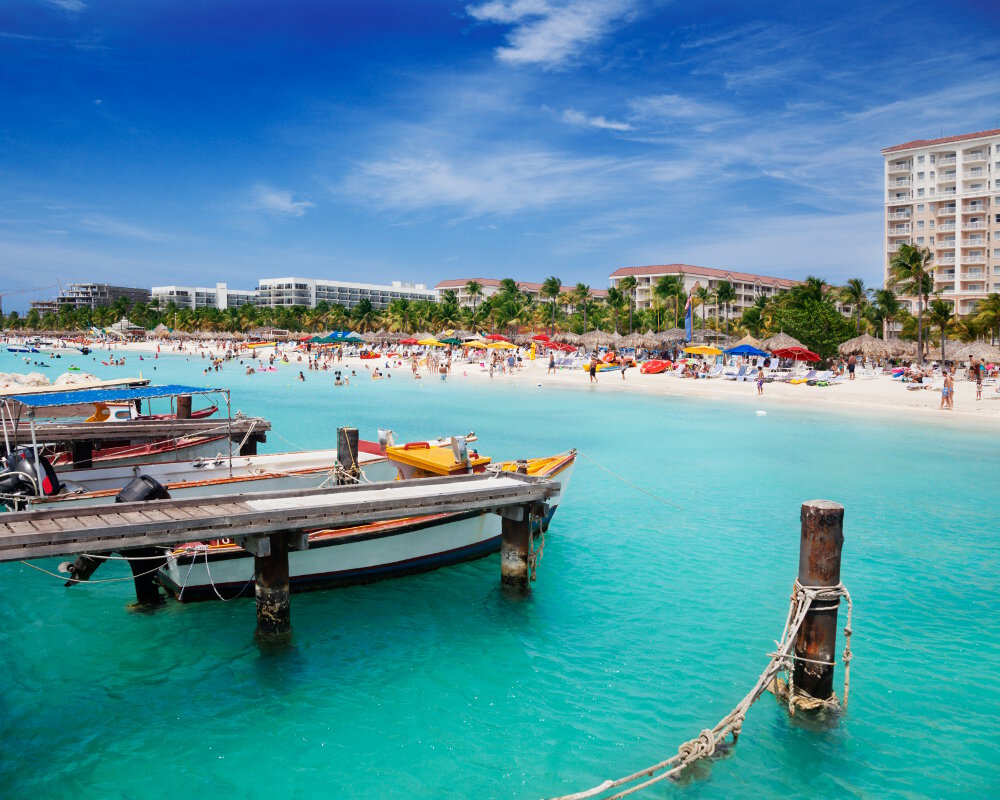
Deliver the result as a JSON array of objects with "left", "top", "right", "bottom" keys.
[
  {"left": 882, "top": 128, "right": 1000, "bottom": 154},
  {"left": 435, "top": 278, "right": 607, "bottom": 297},
  {"left": 608, "top": 264, "right": 798, "bottom": 289}
]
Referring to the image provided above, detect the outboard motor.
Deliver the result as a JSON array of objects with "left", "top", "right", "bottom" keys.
[
  {"left": 115, "top": 474, "right": 171, "bottom": 504},
  {"left": 0, "top": 448, "right": 61, "bottom": 508}
]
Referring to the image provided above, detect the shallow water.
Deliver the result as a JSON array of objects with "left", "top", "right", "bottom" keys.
[{"left": 1, "top": 348, "right": 998, "bottom": 799}]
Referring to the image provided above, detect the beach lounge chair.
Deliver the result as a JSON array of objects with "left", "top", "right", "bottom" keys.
[{"left": 724, "top": 366, "right": 748, "bottom": 381}]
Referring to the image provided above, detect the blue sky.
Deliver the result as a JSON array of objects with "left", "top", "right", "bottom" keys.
[{"left": 2, "top": 0, "right": 999, "bottom": 311}]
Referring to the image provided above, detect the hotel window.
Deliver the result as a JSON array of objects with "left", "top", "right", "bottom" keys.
[
  {"left": 917, "top": 220, "right": 924, "bottom": 229},
  {"left": 917, "top": 172, "right": 924, "bottom": 181},
  {"left": 930, "top": 171, "right": 935, "bottom": 179},
  {"left": 930, "top": 154, "right": 936, "bottom": 164},
  {"left": 917, "top": 188, "right": 924, "bottom": 197},
  {"left": 917, "top": 237, "right": 925, "bottom": 244},
  {"left": 929, "top": 220, "right": 935, "bottom": 229},
  {"left": 929, "top": 236, "right": 934, "bottom": 244},
  {"left": 918, "top": 155, "right": 925, "bottom": 164},
  {"left": 917, "top": 204, "right": 925, "bottom": 212}
]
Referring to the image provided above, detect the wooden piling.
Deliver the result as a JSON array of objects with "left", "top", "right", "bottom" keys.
[
  {"left": 254, "top": 532, "right": 291, "bottom": 642},
  {"left": 176, "top": 395, "right": 192, "bottom": 420},
  {"left": 123, "top": 547, "right": 167, "bottom": 606},
  {"left": 794, "top": 500, "right": 845, "bottom": 701},
  {"left": 337, "top": 427, "right": 360, "bottom": 482},
  {"left": 500, "top": 504, "right": 531, "bottom": 590},
  {"left": 70, "top": 441, "right": 93, "bottom": 469},
  {"left": 239, "top": 438, "right": 257, "bottom": 456}
]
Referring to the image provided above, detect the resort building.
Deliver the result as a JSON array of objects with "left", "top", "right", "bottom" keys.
[
  {"left": 255, "top": 278, "right": 437, "bottom": 309},
  {"left": 55, "top": 283, "right": 150, "bottom": 310},
  {"left": 435, "top": 279, "right": 608, "bottom": 311},
  {"left": 607, "top": 265, "right": 797, "bottom": 316},
  {"left": 28, "top": 300, "right": 59, "bottom": 316},
  {"left": 151, "top": 283, "right": 256, "bottom": 310},
  {"left": 882, "top": 128, "right": 1000, "bottom": 316}
]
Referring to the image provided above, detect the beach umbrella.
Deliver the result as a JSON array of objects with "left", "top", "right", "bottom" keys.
[
  {"left": 399, "top": 337, "right": 419, "bottom": 345},
  {"left": 417, "top": 338, "right": 445, "bottom": 346},
  {"left": 486, "top": 341, "right": 518, "bottom": 349},
  {"left": 684, "top": 345, "right": 723, "bottom": 356},
  {"left": 532, "top": 333, "right": 550, "bottom": 341},
  {"left": 580, "top": 330, "right": 613, "bottom": 348},
  {"left": 762, "top": 332, "right": 804, "bottom": 351},
  {"left": 731, "top": 334, "right": 763, "bottom": 349},
  {"left": 772, "top": 346, "right": 820, "bottom": 362},
  {"left": 950, "top": 341, "right": 1000, "bottom": 362},
  {"left": 438, "top": 337, "right": 463, "bottom": 345},
  {"left": 485, "top": 333, "right": 509, "bottom": 341},
  {"left": 725, "top": 344, "right": 769, "bottom": 358},
  {"left": 620, "top": 333, "right": 645, "bottom": 349},
  {"left": 837, "top": 333, "right": 892, "bottom": 360},
  {"left": 553, "top": 332, "right": 581, "bottom": 345},
  {"left": 659, "top": 327, "right": 686, "bottom": 344}
]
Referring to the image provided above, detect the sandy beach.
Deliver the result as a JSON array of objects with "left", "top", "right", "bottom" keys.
[{"left": 35, "top": 338, "right": 998, "bottom": 428}]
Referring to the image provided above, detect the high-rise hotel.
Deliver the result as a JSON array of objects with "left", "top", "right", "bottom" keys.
[{"left": 882, "top": 128, "right": 1000, "bottom": 316}]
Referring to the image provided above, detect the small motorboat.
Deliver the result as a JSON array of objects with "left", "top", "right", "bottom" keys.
[{"left": 640, "top": 359, "right": 671, "bottom": 374}]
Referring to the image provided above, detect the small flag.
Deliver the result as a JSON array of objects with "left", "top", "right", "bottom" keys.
[{"left": 684, "top": 294, "right": 693, "bottom": 342}]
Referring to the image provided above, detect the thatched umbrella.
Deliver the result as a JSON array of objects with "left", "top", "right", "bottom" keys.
[
  {"left": 837, "top": 333, "right": 892, "bottom": 361},
  {"left": 950, "top": 341, "right": 1000, "bottom": 362},
  {"left": 730, "top": 334, "right": 762, "bottom": 349},
  {"left": 580, "top": 330, "right": 613, "bottom": 349},
  {"left": 554, "top": 332, "right": 581, "bottom": 345},
  {"left": 762, "top": 332, "right": 804, "bottom": 351},
  {"left": 619, "top": 333, "right": 645, "bottom": 349},
  {"left": 659, "top": 327, "right": 686, "bottom": 344}
]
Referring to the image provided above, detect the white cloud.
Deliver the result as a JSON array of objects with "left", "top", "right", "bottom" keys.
[
  {"left": 250, "top": 185, "right": 314, "bottom": 217},
  {"left": 561, "top": 108, "right": 631, "bottom": 131},
  {"left": 78, "top": 214, "right": 171, "bottom": 242},
  {"left": 46, "top": 0, "right": 86, "bottom": 11},
  {"left": 628, "top": 93, "right": 731, "bottom": 124},
  {"left": 466, "top": 0, "right": 637, "bottom": 67}
]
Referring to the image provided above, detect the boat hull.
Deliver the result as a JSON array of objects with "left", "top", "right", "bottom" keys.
[{"left": 158, "top": 457, "right": 574, "bottom": 602}]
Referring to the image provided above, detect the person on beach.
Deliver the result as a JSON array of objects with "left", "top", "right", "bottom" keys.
[
  {"left": 973, "top": 359, "right": 983, "bottom": 400},
  {"left": 548, "top": 351, "right": 556, "bottom": 374},
  {"left": 940, "top": 368, "right": 951, "bottom": 410},
  {"left": 589, "top": 353, "right": 598, "bottom": 383},
  {"left": 848, "top": 354, "right": 856, "bottom": 380},
  {"left": 756, "top": 366, "right": 764, "bottom": 395}
]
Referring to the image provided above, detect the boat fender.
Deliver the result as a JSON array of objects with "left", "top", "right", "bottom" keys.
[
  {"left": 115, "top": 475, "right": 171, "bottom": 504},
  {"left": 403, "top": 441, "right": 431, "bottom": 450}
]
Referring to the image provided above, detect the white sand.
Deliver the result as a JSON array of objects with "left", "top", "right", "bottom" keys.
[{"left": 94, "top": 339, "right": 1000, "bottom": 429}]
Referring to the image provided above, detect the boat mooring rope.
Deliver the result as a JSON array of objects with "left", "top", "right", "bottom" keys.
[
  {"left": 19, "top": 559, "right": 166, "bottom": 585},
  {"left": 548, "top": 581, "right": 853, "bottom": 800},
  {"left": 577, "top": 451, "right": 684, "bottom": 511}
]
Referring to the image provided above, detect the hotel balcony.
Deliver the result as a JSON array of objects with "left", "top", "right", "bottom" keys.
[
  {"left": 889, "top": 225, "right": 911, "bottom": 235},
  {"left": 939, "top": 171, "right": 957, "bottom": 181},
  {"left": 937, "top": 206, "right": 956, "bottom": 216},
  {"left": 937, "top": 256, "right": 956, "bottom": 265},
  {"left": 887, "top": 211, "right": 911, "bottom": 220},
  {"left": 938, "top": 283, "right": 956, "bottom": 292},
  {"left": 961, "top": 256, "right": 986, "bottom": 265},
  {"left": 963, "top": 221, "right": 987, "bottom": 230},
  {"left": 889, "top": 178, "right": 911, "bottom": 188},
  {"left": 963, "top": 151, "right": 987, "bottom": 163},
  {"left": 939, "top": 188, "right": 957, "bottom": 197},
  {"left": 887, "top": 241, "right": 911, "bottom": 252},
  {"left": 937, "top": 238, "right": 957, "bottom": 247},
  {"left": 936, "top": 269, "right": 956, "bottom": 279},
  {"left": 888, "top": 161, "right": 911, "bottom": 173},
  {"left": 962, "top": 238, "right": 986, "bottom": 247},
  {"left": 937, "top": 222, "right": 956, "bottom": 231},
  {"left": 963, "top": 170, "right": 986, "bottom": 179},
  {"left": 937, "top": 155, "right": 957, "bottom": 166},
  {"left": 962, "top": 205, "right": 986, "bottom": 213}
]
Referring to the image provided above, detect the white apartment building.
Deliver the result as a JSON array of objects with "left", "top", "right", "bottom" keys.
[
  {"left": 151, "top": 282, "right": 255, "bottom": 310},
  {"left": 255, "top": 278, "right": 437, "bottom": 309},
  {"left": 882, "top": 127, "right": 1000, "bottom": 316},
  {"left": 608, "top": 264, "right": 796, "bottom": 316},
  {"left": 435, "top": 278, "right": 607, "bottom": 311}
]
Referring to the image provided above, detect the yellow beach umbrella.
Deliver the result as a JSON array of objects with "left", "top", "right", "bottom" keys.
[
  {"left": 417, "top": 338, "right": 445, "bottom": 346},
  {"left": 684, "top": 345, "right": 723, "bottom": 356},
  {"left": 487, "top": 341, "right": 518, "bottom": 349}
]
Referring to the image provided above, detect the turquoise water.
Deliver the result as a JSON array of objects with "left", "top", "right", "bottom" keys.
[{"left": 1, "top": 348, "right": 998, "bottom": 799}]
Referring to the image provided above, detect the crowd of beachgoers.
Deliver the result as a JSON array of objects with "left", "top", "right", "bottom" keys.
[{"left": 2, "top": 332, "right": 999, "bottom": 424}]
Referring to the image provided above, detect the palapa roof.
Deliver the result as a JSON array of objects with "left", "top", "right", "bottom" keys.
[
  {"left": 837, "top": 333, "right": 892, "bottom": 359},
  {"left": 731, "top": 334, "right": 762, "bottom": 349},
  {"left": 762, "top": 332, "right": 803, "bottom": 351},
  {"left": 949, "top": 341, "right": 1000, "bottom": 362},
  {"left": 659, "top": 327, "right": 686, "bottom": 343}
]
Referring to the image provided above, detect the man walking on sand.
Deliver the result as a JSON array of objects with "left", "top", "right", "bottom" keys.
[{"left": 589, "top": 353, "right": 599, "bottom": 383}]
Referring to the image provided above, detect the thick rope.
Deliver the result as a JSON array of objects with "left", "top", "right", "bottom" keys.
[{"left": 548, "top": 581, "right": 852, "bottom": 800}]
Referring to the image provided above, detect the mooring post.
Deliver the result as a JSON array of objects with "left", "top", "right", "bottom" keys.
[
  {"left": 337, "top": 426, "right": 360, "bottom": 483},
  {"left": 239, "top": 437, "right": 257, "bottom": 456},
  {"left": 794, "top": 500, "right": 845, "bottom": 701},
  {"left": 71, "top": 441, "right": 93, "bottom": 469},
  {"left": 500, "top": 503, "right": 531, "bottom": 590},
  {"left": 176, "top": 395, "right": 192, "bottom": 420},
  {"left": 254, "top": 532, "right": 291, "bottom": 643}
]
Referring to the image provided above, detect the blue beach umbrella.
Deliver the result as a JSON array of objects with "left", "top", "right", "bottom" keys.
[{"left": 725, "top": 344, "right": 770, "bottom": 357}]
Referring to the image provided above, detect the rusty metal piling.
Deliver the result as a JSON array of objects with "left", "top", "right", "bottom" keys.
[
  {"left": 793, "top": 500, "right": 845, "bottom": 702},
  {"left": 254, "top": 532, "right": 291, "bottom": 643}
]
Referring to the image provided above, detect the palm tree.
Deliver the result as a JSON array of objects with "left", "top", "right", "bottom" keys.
[
  {"left": 465, "top": 281, "right": 483, "bottom": 319},
  {"left": 653, "top": 275, "right": 683, "bottom": 331},
  {"left": 927, "top": 298, "right": 954, "bottom": 363},
  {"left": 618, "top": 276, "right": 637, "bottom": 333},
  {"left": 839, "top": 278, "right": 871, "bottom": 336},
  {"left": 604, "top": 287, "right": 624, "bottom": 333},
  {"left": 694, "top": 285, "right": 712, "bottom": 332},
  {"left": 574, "top": 283, "right": 591, "bottom": 333},
  {"left": 873, "top": 288, "right": 902, "bottom": 339},
  {"left": 973, "top": 293, "right": 1000, "bottom": 344},
  {"left": 541, "top": 276, "right": 562, "bottom": 336},
  {"left": 715, "top": 281, "right": 736, "bottom": 335},
  {"left": 889, "top": 244, "right": 934, "bottom": 364}
]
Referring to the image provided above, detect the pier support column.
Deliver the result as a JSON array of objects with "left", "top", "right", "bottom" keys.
[
  {"left": 71, "top": 441, "right": 93, "bottom": 469},
  {"left": 793, "top": 500, "right": 845, "bottom": 701},
  {"left": 123, "top": 547, "right": 167, "bottom": 606},
  {"left": 500, "top": 504, "right": 531, "bottom": 590},
  {"left": 255, "top": 532, "right": 291, "bottom": 643},
  {"left": 337, "top": 427, "right": 360, "bottom": 483},
  {"left": 239, "top": 438, "right": 257, "bottom": 456},
  {"left": 176, "top": 395, "right": 192, "bottom": 420}
]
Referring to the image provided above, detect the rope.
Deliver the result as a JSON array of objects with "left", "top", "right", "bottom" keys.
[
  {"left": 19, "top": 559, "right": 166, "bottom": 585},
  {"left": 548, "top": 580, "right": 853, "bottom": 800},
  {"left": 577, "top": 452, "right": 684, "bottom": 511}
]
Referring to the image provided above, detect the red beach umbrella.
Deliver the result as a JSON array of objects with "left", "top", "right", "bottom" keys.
[
  {"left": 772, "top": 346, "right": 821, "bottom": 362},
  {"left": 485, "top": 334, "right": 509, "bottom": 341},
  {"left": 532, "top": 333, "right": 550, "bottom": 341},
  {"left": 399, "top": 337, "right": 419, "bottom": 345}
]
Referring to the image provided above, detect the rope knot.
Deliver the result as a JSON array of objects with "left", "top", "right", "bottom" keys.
[{"left": 677, "top": 729, "right": 716, "bottom": 763}]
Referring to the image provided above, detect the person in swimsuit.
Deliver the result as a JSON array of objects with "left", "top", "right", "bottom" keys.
[
  {"left": 756, "top": 366, "right": 765, "bottom": 395},
  {"left": 848, "top": 354, "right": 856, "bottom": 380},
  {"left": 589, "top": 353, "right": 598, "bottom": 383}
]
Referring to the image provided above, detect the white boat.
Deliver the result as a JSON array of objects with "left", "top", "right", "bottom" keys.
[{"left": 157, "top": 444, "right": 575, "bottom": 601}]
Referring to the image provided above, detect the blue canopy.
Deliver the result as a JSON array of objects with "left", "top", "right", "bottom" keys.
[
  {"left": 6, "top": 385, "right": 219, "bottom": 409},
  {"left": 323, "top": 331, "right": 363, "bottom": 342},
  {"left": 725, "top": 344, "right": 770, "bottom": 357}
]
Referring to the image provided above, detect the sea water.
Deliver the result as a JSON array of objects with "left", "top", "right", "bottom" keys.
[{"left": 0, "top": 348, "right": 997, "bottom": 799}]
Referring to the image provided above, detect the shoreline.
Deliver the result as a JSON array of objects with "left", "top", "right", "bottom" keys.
[{"left": 7, "top": 338, "right": 1000, "bottom": 430}]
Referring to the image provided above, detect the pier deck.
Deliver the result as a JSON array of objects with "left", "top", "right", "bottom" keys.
[
  {"left": 2, "top": 417, "right": 270, "bottom": 445},
  {"left": 0, "top": 472, "right": 555, "bottom": 562}
]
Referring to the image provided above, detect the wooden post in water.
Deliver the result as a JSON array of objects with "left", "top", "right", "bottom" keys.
[
  {"left": 70, "top": 441, "right": 93, "bottom": 469},
  {"left": 500, "top": 504, "right": 531, "bottom": 590},
  {"left": 176, "top": 395, "right": 192, "bottom": 420},
  {"left": 254, "top": 532, "right": 291, "bottom": 643},
  {"left": 337, "top": 426, "right": 360, "bottom": 483},
  {"left": 794, "top": 500, "right": 845, "bottom": 701}
]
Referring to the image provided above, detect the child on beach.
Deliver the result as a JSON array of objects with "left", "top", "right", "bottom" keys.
[{"left": 756, "top": 367, "right": 764, "bottom": 395}]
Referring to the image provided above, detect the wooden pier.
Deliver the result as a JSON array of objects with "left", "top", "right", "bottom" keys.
[{"left": 0, "top": 472, "right": 557, "bottom": 641}]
